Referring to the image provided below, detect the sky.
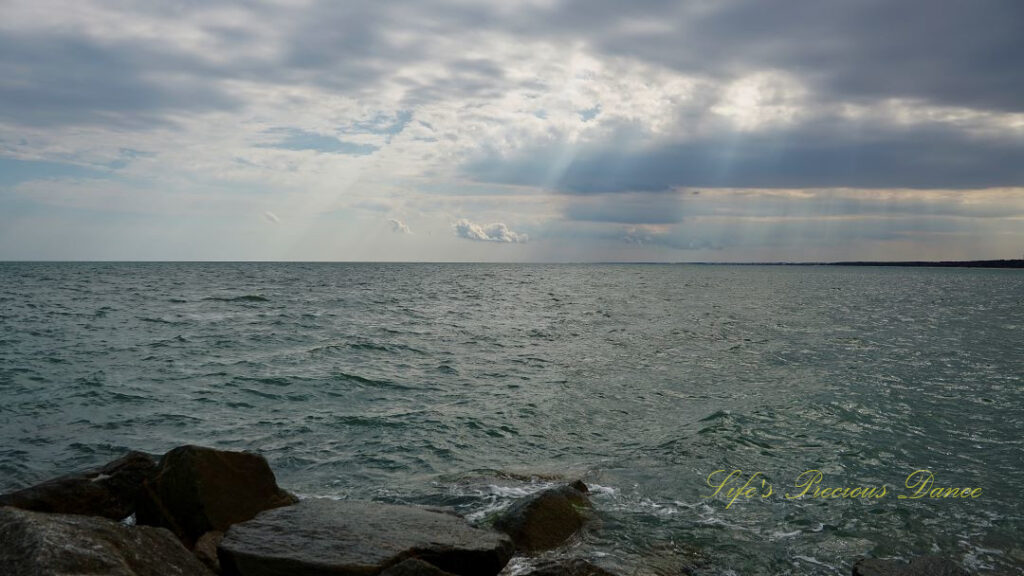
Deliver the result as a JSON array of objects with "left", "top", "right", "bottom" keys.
[{"left": 1, "top": 0, "right": 1022, "bottom": 262}]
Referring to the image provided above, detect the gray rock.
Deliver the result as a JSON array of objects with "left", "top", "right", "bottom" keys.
[
  {"left": 136, "top": 445, "right": 297, "bottom": 548},
  {"left": 852, "top": 556, "right": 970, "bottom": 576},
  {"left": 0, "top": 451, "right": 157, "bottom": 520},
  {"left": 379, "top": 558, "right": 458, "bottom": 576},
  {"left": 492, "top": 482, "right": 593, "bottom": 552},
  {"left": 0, "top": 506, "right": 212, "bottom": 576},
  {"left": 520, "top": 559, "right": 617, "bottom": 576},
  {"left": 194, "top": 530, "right": 225, "bottom": 574},
  {"left": 218, "top": 498, "right": 514, "bottom": 576}
]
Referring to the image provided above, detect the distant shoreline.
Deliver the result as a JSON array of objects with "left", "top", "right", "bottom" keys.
[
  {"left": 742, "top": 259, "right": 1024, "bottom": 268},
  {"left": 1, "top": 259, "right": 1023, "bottom": 268}
]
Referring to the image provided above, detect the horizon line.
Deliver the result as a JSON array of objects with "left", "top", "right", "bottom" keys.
[{"left": 2, "top": 259, "right": 1022, "bottom": 268}]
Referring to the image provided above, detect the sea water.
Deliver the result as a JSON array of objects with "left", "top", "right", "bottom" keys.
[{"left": 1, "top": 262, "right": 1021, "bottom": 574}]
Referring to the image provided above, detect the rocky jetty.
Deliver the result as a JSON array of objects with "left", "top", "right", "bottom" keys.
[
  {"left": 0, "top": 451, "right": 156, "bottom": 520},
  {"left": 218, "top": 498, "right": 514, "bottom": 576},
  {"left": 492, "top": 480, "right": 593, "bottom": 552},
  {"left": 0, "top": 446, "right": 978, "bottom": 576},
  {"left": 0, "top": 506, "right": 212, "bottom": 576}
]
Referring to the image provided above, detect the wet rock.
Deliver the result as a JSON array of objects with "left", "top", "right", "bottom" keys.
[
  {"left": 520, "top": 559, "right": 617, "bottom": 576},
  {"left": 493, "top": 482, "right": 593, "bottom": 552},
  {"left": 0, "top": 451, "right": 157, "bottom": 520},
  {"left": 0, "top": 506, "right": 212, "bottom": 576},
  {"left": 136, "top": 445, "right": 297, "bottom": 547},
  {"left": 852, "top": 556, "right": 970, "bottom": 576},
  {"left": 194, "top": 530, "right": 225, "bottom": 574},
  {"left": 218, "top": 498, "right": 514, "bottom": 576},
  {"left": 379, "top": 558, "right": 459, "bottom": 576}
]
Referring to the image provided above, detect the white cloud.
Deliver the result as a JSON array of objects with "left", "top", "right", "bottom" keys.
[
  {"left": 453, "top": 219, "right": 528, "bottom": 243},
  {"left": 1, "top": 0, "right": 1022, "bottom": 261},
  {"left": 388, "top": 217, "right": 411, "bottom": 234}
]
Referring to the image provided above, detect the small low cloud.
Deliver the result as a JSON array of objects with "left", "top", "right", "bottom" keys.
[
  {"left": 388, "top": 218, "right": 412, "bottom": 234},
  {"left": 453, "top": 218, "right": 528, "bottom": 243},
  {"left": 263, "top": 211, "right": 280, "bottom": 223}
]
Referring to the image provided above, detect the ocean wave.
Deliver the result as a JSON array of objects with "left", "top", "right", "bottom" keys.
[{"left": 202, "top": 294, "right": 269, "bottom": 302}]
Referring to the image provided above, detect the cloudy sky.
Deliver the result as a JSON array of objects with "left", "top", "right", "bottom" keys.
[{"left": 1, "top": 0, "right": 1022, "bottom": 261}]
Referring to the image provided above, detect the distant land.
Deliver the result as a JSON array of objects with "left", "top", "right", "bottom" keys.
[
  {"left": 679, "top": 259, "right": 1024, "bottom": 268},
  {"left": 825, "top": 259, "right": 1024, "bottom": 268}
]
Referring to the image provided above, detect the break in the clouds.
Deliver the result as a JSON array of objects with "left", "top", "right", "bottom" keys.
[{"left": 0, "top": 0, "right": 1021, "bottom": 261}]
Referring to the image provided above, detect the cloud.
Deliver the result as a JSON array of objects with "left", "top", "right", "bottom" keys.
[
  {"left": 453, "top": 219, "right": 528, "bottom": 243},
  {"left": 2, "top": 0, "right": 1023, "bottom": 261},
  {"left": 260, "top": 129, "right": 380, "bottom": 156},
  {"left": 487, "top": 0, "right": 1024, "bottom": 113},
  {"left": 0, "top": 158, "right": 109, "bottom": 186},
  {"left": 619, "top": 225, "right": 724, "bottom": 251},
  {"left": 464, "top": 118, "right": 1024, "bottom": 192},
  {"left": 535, "top": 208, "right": 996, "bottom": 255},
  {"left": 562, "top": 192, "right": 685, "bottom": 224},
  {"left": 388, "top": 218, "right": 411, "bottom": 234},
  {"left": 263, "top": 211, "right": 280, "bottom": 223},
  {"left": 0, "top": 32, "right": 239, "bottom": 127}
]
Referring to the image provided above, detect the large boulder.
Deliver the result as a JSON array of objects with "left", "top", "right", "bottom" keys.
[
  {"left": 217, "top": 498, "right": 514, "bottom": 576},
  {"left": 0, "top": 451, "right": 157, "bottom": 520},
  {"left": 136, "top": 445, "right": 297, "bottom": 547},
  {"left": 0, "top": 506, "right": 212, "bottom": 576},
  {"left": 492, "top": 481, "right": 593, "bottom": 552},
  {"left": 852, "top": 556, "right": 970, "bottom": 576}
]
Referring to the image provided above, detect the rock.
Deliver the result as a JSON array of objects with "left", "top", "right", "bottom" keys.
[
  {"left": 136, "top": 445, "right": 297, "bottom": 547},
  {"left": 217, "top": 498, "right": 514, "bottom": 576},
  {"left": 852, "top": 556, "right": 971, "bottom": 576},
  {"left": 521, "top": 559, "right": 617, "bottom": 576},
  {"left": 380, "top": 558, "right": 458, "bottom": 576},
  {"left": 0, "top": 506, "right": 212, "bottom": 576},
  {"left": 195, "top": 530, "right": 225, "bottom": 574},
  {"left": 493, "top": 482, "right": 593, "bottom": 552},
  {"left": 0, "top": 451, "right": 157, "bottom": 520}
]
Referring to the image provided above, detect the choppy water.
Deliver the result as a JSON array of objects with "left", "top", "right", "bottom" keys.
[{"left": 1, "top": 262, "right": 1022, "bottom": 575}]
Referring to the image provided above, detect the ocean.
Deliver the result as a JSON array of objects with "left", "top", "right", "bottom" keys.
[{"left": 1, "top": 262, "right": 1021, "bottom": 574}]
